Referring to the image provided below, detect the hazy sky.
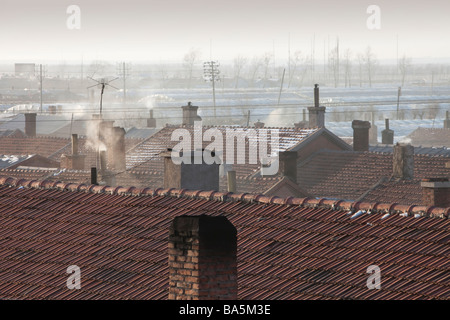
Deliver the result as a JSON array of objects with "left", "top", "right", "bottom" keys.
[{"left": 1, "top": 0, "right": 450, "bottom": 63}]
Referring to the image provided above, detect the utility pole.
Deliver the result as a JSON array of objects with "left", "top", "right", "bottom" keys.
[
  {"left": 203, "top": 61, "right": 220, "bottom": 120},
  {"left": 117, "top": 62, "right": 131, "bottom": 107},
  {"left": 396, "top": 86, "right": 402, "bottom": 120}
]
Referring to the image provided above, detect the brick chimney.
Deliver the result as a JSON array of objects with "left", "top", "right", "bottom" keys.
[
  {"left": 294, "top": 109, "right": 308, "bottom": 128},
  {"left": 307, "top": 84, "right": 326, "bottom": 128},
  {"left": 421, "top": 178, "right": 450, "bottom": 207},
  {"left": 182, "top": 102, "right": 202, "bottom": 126},
  {"left": 168, "top": 215, "right": 237, "bottom": 300},
  {"left": 110, "top": 127, "right": 126, "bottom": 172},
  {"left": 161, "top": 149, "right": 220, "bottom": 191},
  {"left": 60, "top": 134, "right": 86, "bottom": 170},
  {"left": 147, "top": 110, "right": 156, "bottom": 128},
  {"left": 393, "top": 143, "right": 414, "bottom": 180},
  {"left": 352, "top": 120, "right": 371, "bottom": 151},
  {"left": 24, "top": 113, "right": 37, "bottom": 137},
  {"left": 279, "top": 151, "right": 297, "bottom": 183},
  {"left": 444, "top": 111, "right": 450, "bottom": 129},
  {"left": 381, "top": 119, "right": 394, "bottom": 144}
]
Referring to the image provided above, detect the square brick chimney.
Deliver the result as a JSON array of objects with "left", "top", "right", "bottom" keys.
[
  {"left": 60, "top": 134, "right": 86, "bottom": 170},
  {"left": 168, "top": 215, "right": 237, "bottom": 300},
  {"left": 182, "top": 102, "right": 202, "bottom": 126},
  {"left": 307, "top": 84, "right": 326, "bottom": 128},
  {"left": 393, "top": 143, "right": 414, "bottom": 180},
  {"left": 352, "top": 120, "right": 371, "bottom": 151},
  {"left": 421, "top": 178, "right": 450, "bottom": 207},
  {"left": 109, "top": 127, "right": 126, "bottom": 172},
  {"left": 147, "top": 110, "right": 156, "bottom": 128},
  {"left": 161, "top": 149, "right": 220, "bottom": 191},
  {"left": 24, "top": 113, "right": 37, "bottom": 137},
  {"left": 279, "top": 151, "right": 298, "bottom": 183}
]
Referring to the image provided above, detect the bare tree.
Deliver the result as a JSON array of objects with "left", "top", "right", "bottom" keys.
[
  {"left": 363, "top": 46, "right": 378, "bottom": 87},
  {"left": 343, "top": 49, "right": 352, "bottom": 87},
  {"left": 357, "top": 53, "right": 364, "bottom": 87},
  {"left": 287, "top": 51, "right": 305, "bottom": 88},
  {"left": 233, "top": 55, "right": 248, "bottom": 88},
  {"left": 249, "top": 55, "right": 263, "bottom": 84},
  {"left": 262, "top": 52, "right": 272, "bottom": 88},
  {"left": 183, "top": 48, "right": 201, "bottom": 89},
  {"left": 398, "top": 54, "right": 411, "bottom": 87},
  {"left": 329, "top": 46, "right": 339, "bottom": 88}
]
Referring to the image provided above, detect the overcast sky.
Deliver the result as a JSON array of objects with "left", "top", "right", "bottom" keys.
[{"left": 1, "top": 0, "right": 449, "bottom": 63}]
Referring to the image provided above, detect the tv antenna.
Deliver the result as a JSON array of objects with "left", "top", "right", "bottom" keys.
[{"left": 87, "top": 76, "right": 119, "bottom": 115}]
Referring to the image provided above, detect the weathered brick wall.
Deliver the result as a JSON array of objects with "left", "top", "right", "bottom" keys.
[
  {"left": 421, "top": 179, "right": 450, "bottom": 207},
  {"left": 168, "top": 215, "right": 237, "bottom": 300},
  {"left": 393, "top": 144, "right": 414, "bottom": 180},
  {"left": 352, "top": 120, "right": 371, "bottom": 152}
]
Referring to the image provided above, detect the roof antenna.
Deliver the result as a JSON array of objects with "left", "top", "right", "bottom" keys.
[{"left": 87, "top": 76, "right": 119, "bottom": 115}]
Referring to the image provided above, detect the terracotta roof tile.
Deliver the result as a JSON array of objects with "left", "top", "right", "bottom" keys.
[
  {"left": 0, "top": 176, "right": 448, "bottom": 300},
  {"left": 298, "top": 150, "right": 450, "bottom": 204}
]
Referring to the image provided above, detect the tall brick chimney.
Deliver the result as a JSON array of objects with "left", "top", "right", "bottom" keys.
[
  {"left": 168, "top": 215, "right": 237, "bottom": 300},
  {"left": 161, "top": 149, "right": 220, "bottom": 191},
  {"left": 307, "top": 84, "right": 326, "bottom": 128},
  {"left": 381, "top": 119, "right": 394, "bottom": 144},
  {"left": 352, "top": 120, "right": 371, "bottom": 151},
  {"left": 420, "top": 178, "right": 450, "bottom": 207},
  {"left": 24, "top": 113, "right": 37, "bottom": 137},
  {"left": 147, "top": 110, "right": 156, "bottom": 128},
  {"left": 182, "top": 102, "right": 202, "bottom": 126},
  {"left": 60, "top": 134, "right": 86, "bottom": 170},
  {"left": 110, "top": 127, "right": 126, "bottom": 172},
  {"left": 393, "top": 143, "right": 414, "bottom": 180},
  {"left": 279, "top": 151, "right": 297, "bottom": 183}
]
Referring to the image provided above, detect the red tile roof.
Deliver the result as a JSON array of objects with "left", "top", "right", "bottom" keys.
[
  {"left": 126, "top": 125, "right": 320, "bottom": 171},
  {"left": 0, "top": 136, "right": 70, "bottom": 158},
  {"left": 0, "top": 176, "right": 448, "bottom": 300},
  {"left": 298, "top": 150, "right": 450, "bottom": 203}
]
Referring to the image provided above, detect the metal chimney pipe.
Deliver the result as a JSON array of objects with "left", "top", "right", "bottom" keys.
[
  {"left": 227, "top": 170, "right": 236, "bottom": 193},
  {"left": 385, "top": 119, "right": 390, "bottom": 130},
  {"left": 91, "top": 167, "right": 98, "bottom": 185},
  {"left": 314, "top": 84, "right": 319, "bottom": 108}
]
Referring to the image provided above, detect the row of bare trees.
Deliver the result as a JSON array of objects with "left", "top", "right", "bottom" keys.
[{"left": 180, "top": 46, "right": 417, "bottom": 89}]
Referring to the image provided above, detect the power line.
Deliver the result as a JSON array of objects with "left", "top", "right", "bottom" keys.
[{"left": 0, "top": 106, "right": 445, "bottom": 123}]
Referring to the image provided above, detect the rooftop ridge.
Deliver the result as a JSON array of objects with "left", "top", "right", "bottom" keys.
[{"left": 0, "top": 175, "right": 448, "bottom": 218}]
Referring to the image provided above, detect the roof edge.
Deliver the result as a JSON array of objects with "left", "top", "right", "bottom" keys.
[{"left": 0, "top": 175, "right": 448, "bottom": 218}]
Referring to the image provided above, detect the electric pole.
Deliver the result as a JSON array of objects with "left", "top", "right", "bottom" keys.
[
  {"left": 203, "top": 61, "right": 220, "bottom": 120},
  {"left": 117, "top": 62, "right": 131, "bottom": 107}
]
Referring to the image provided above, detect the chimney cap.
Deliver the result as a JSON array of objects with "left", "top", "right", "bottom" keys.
[{"left": 352, "top": 120, "right": 371, "bottom": 129}]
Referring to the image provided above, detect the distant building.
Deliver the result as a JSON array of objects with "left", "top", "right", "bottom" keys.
[{"left": 14, "top": 63, "right": 35, "bottom": 78}]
